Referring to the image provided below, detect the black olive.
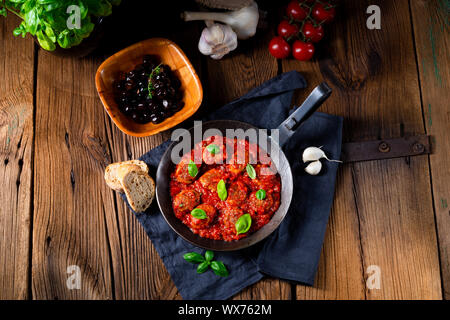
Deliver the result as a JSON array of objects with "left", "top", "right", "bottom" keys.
[
  {"left": 123, "top": 106, "right": 133, "bottom": 114},
  {"left": 167, "top": 87, "right": 175, "bottom": 96},
  {"left": 143, "top": 55, "right": 158, "bottom": 67},
  {"left": 151, "top": 115, "right": 163, "bottom": 124},
  {"left": 171, "top": 103, "right": 182, "bottom": 112},
  {"left": 162, "top": 99, "right": 170, "bottom": 109},
  {"left": 171, "top": 77, "right": 181, "bottom": 89}
]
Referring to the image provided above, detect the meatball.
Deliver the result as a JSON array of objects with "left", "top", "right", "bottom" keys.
[
  {"left": 228, "top": 141, "right": 257, "bottom": 176},
  {"left": 252, "top": 164, "right": 281, "bottom": 192},
  {"left": 226, "top": 181, "right": 248, "bottom": 206},
  {"left": 222, "top": 207, "right": 245, "bottom": 230},
  {"left": 189, "top": 204, "right": 217, "bottom": 229},
  {"left": 174, "top": 155, "right": 201, "bottom": 184},
  {"left": 173, "top": 189, "right": 201, "bottom": 217},
  {"left": 198, "top": 168, "right": 223, "bottom": 192},
  {"left": 248, "top": 191, "right": 275, "bottom": 215}
]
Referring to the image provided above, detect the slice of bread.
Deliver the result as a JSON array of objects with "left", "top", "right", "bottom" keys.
[
  {"left": 104, "top": 160, "right": 148, "bottom": 192},
  {"left": 116, "top": 165, "right": 155, "bottom": 213}
]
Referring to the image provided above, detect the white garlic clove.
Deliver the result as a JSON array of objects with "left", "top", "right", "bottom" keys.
[
  {"left": 305, "top": 160, "right": 322, "bottom": 175},
  {"left": 183, "top": 1, "right": 259, "bottom": 40},
  {"left": 302, "top": 146, "right": 325, "bottom": 163},
  {"left": 198, "top": 23, "right": 238, "bottom": 60},
  {"left": 302, "top": 146, "right": 343, "bottom": 163}
]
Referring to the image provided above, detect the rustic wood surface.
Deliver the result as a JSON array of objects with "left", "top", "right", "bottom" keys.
[{"left": 0, "top": 0, "right": 448, "bottom": 300}]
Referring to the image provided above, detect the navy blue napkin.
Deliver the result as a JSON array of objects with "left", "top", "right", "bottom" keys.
[{"left": 120, "top": 71, "right": 343, "bottom": 299}]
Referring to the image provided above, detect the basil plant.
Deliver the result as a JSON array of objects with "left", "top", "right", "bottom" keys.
[{"left": 0, "top": 0, "right": 121, "bottom": 51}]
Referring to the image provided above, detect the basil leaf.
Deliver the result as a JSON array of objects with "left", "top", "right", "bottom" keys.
[
  {"left": 197, "top": 261, "right": 209, "bottom": 274},
  {"left": 206, "top": 144, "right": 220, "bottom": 155},
  {"left": 205, "top": 250, "right": 214, "bottom": 262},
  {"left": 217, "top": 179, "right": 227, "bottom": 201},
  {"left": 36, "top": 30, "right": 56, "bottom": 51},
  {"left": 246, "top": 164, "right": 256, "bottom": 179},
  {"left": 256, "top": 189, "right": 266, "bottom": 200},
  {"left": 183, "top": 252, "right": 205, "bottom": 264},
  {"left": 188, "top": 160, "right": 198, "bottom": 178},
  {"left": 235, "top": 214, "right": 252, "bottom": 235},
  {"left": 210, "top": 261, "right": 229, "bottom": 277},
  {"left": 191, "top": 208, "right": 207, "bottom": 219}
]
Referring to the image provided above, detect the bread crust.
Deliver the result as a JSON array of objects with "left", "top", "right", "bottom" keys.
[
  {"left": 104, "top": 160, "right": 155, "bottom": 213},
  {"left": 104, "top": 160, "right": 148, "bottom": 192}
]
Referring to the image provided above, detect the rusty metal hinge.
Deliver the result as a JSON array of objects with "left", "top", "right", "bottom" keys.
[{"left": 341, "top": 135, "right": 430, "bottom": 163}]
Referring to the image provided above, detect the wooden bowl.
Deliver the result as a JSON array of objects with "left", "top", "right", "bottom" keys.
[{"left": 95, "top": 38, "right": 203, "bottom": 137}]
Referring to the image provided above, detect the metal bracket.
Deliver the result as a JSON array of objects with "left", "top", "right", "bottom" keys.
[{"left": 341, "top": 135, "right": 431, "bottom": 163}]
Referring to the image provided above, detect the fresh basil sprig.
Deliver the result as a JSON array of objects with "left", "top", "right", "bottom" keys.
[
  {"left": 256, "top": 189, "right": 266, "bottom": 200},
  {"left": 188, "top": 160, "right": 198, "bottom": 178},
  {"left": 246, "top": 164, "right": 256, "bottom": 179},
  {"left": 217, "top": 179, "right": 227, "bottom": 201},
  {"left": 235, "top": 214, "right": 252, "bottom": 235},
  {"left": 206, "top": 144, "right": 220, "bottom": 156},
  {"left": 183, "top": 250, "right": 229, "bottom": 277},
  {"left": 191, "top": 208, "right": 207, "bottom": 219}
]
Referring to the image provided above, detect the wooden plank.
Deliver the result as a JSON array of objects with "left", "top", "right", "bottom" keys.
[
  {"left": 410, "top": 0, "right": 450, "bottom": 299},
  {"left": 0, "top": 15, "right": 35, "bottom": 300},
  {"left": 32, "top": 52, "right": 116, "bottom": 299},
  {"left": 100, "top": 16, "right": 202, "bottom": 299},
  {"left": 103, "top": 125, "right": 180, "bottom": 299},
  {"left": 282, "top": 0, "right": 442, "bottom": 299}
]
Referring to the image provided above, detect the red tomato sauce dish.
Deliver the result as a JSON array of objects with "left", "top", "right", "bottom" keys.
[{"left": 170, "top": 135, "right": 281, "bottom": 241}]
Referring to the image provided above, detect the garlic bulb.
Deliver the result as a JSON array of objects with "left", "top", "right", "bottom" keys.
[
  {"left": 183, "top": 1, "right": 259, "bottom": 40},
  {"left": 302, "top": 146, "right": 342, "bottom": 163},
  {"left": 305, "top": 160, "right": 322, "bottom": 175},
  {"left": 198, "top": 23, "right": 238, "bottom": 60}
]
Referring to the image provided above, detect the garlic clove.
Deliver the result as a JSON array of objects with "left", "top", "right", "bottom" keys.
[
  {"left": 305, "top": 160, "right": 322, "bottom": 175},
  {"left": 302, "top": 146, "right": 325, "bottom": 163},
  {"left": 183, "top": 1, "right": 259, "bottom": 40},
  {"left": 302, "top": 146, "right": 343, "bottom": 163},
  {"left": 198, "top": 23, "right": 238, "bottom": 60}
]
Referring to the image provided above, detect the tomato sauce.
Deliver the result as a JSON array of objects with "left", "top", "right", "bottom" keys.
[{"left": 170, "top": 135, "right": 281, "bottom": 241}]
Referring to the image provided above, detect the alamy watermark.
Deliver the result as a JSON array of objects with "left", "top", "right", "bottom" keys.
[
  {"left": 367, "top": 5, "right": 381, "bottom": 29},
  {"left": 66, "top": 5, "right": 81, "bottom": 30},
  {"left": 66, "top": 265, "right": 81, "bottom": 290},
  {"left": 366, "top": 265, "right": 381, "bottom": 289}
]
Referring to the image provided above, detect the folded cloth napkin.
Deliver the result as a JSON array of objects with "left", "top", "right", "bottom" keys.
[{"left": 120, "top": 71, "right": 343, "bottom": 299}]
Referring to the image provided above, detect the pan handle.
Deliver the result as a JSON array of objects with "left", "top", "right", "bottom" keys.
[{"left": 276, "top": 82, "right": 332, "bottom": 147}]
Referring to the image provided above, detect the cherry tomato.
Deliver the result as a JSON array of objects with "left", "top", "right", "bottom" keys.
[
  {"left": 292, "top": 40, "right": 315, "bottom": 61},
  {"left": 268, "top": 36, "right": 291, "bottom": 59},
  {"left": 286, "top": 0, "right": 308, "bottom": 21},
  {"left": 302, "top": 22, "right": 324, "bottom": 43},
  {"left": 312, "top": 3, "right": 336, "bottom": 23},
  {"left": 277, "top": 20, "right": 299, "bottom": 38}
]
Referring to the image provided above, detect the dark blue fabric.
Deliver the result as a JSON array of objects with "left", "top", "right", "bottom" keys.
[{"left": 120, "top": 71, "right": 343, "bottom": 299}]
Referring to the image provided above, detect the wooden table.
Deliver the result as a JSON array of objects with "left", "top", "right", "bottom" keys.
[{"left": 0, "top": 0, "right": 448, "bottom": 300}]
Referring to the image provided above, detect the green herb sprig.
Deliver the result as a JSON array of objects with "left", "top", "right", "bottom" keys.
[
  {"left": 147, "top": 63, "right": 162, "bottom": 99},
  {"left": 0, "top": 0, "right": 121, "bottom": 51},
  {"left": 183, "top": 250, "right": 229, "bottom": 277}
]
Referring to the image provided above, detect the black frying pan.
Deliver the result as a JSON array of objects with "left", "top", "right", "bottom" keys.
[{"left": 156, "top": 83, "right": 332, "bottom": 251}]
